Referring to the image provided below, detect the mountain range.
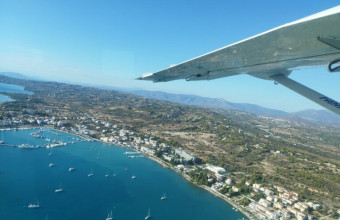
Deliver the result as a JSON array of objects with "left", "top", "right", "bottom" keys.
[
  {"left": 127, "top": 90, "right": 340, "bottom": 123},
  {"left": 1, "top": 72, "right": 340, "bottom": 123}
]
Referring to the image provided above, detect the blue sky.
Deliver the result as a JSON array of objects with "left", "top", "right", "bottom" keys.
[{"left": 0, "top": 0, "right": 339, "bottom": 112}]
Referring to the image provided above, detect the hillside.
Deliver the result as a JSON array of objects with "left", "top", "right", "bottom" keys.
[
  {"left": 129, "top": 90, "right": 340, "bottom": 123},
  {"left": 1, "top": 75, "right": 340, "bottom": 211}
]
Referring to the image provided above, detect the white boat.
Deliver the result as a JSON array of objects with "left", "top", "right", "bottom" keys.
[
  {"left": 106, "top": 210, "right": 113, "bottom": 220},
  {"left": 28, "top": 199, "right": 40, "bottom": 208},
  {"left": 19, "top": 144, "right": 37, "bottom": 149},
  {"left": 55, "top": 184, "right": 63, "bottom": 193},
  {"left": 131, "top": 175, "right": 136, "bottom": 179},
  {"left": 161, "top": 193, "right": 167, "bottom": 200},
  {"left": 49, "top": 163, "right": 55, "bottom": 167},
  {"left": 88, "top": 169, "right": 94, "bottom": 177},
  {"left": 0, "top": 132, "right": 4, "bottom": 144},
  {"left": 145, "top": 208, "right": 151, "bottom": 220},
  {"left": 105, "top": 173, "right": 110, "bottom": 178},
  {"left": 55, "top": 188, "right": 63, "bottom": 193},
  {"left": 69, "top": 167, "right": 75, "bottom": 172}
]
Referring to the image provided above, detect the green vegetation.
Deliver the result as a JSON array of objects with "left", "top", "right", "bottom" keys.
[
  {"left": 187, "top": 168, "right": 209, "bottom": 186},
  {"left": 238, "top": 198, "right": 251, "bottom": 206},
  {"left": 1, "top": 75, "right": 340, "bottom": 210},
  {"left": 253, "top": 192, "right": 265, "bottom": 202}
]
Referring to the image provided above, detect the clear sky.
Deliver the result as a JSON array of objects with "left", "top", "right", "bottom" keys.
[{"left": 0, "top": 0, "right": 339, "bottom": 112}]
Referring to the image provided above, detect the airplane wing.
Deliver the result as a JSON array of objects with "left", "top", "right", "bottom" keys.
[{"left": 138, "top": 6, "right": 340, "bottom": 115}]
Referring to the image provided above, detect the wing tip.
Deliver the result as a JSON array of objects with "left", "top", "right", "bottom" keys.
[{"left": 137, "top": 72, "right": 154, "bottom": 80}]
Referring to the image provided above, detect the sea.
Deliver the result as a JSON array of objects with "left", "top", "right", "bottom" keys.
[
  {"left": 0, "top": 82, "right": 32, "bottom": 103},
  {"left": 0, "top": 83, "right": 247, "bottom": 220}
]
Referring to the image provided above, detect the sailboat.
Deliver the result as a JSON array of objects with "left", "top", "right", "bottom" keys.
[
  {"left": 28, "top": 199, "right": 40, "bottom": 208},
  {"left": 106, "top": 210, "right": 113, "bottom": 220},
  {"left": 55, "top": 184, "right": 63, "bottom": 193},
  {"left": 145, "top": 208, "right": 151, "bottom": 220},
  {"left": 161, "top": 193, "right": 167, "bottom": 200},
  {"left": 88, "top": 169, "right": 94, "bottom": 177},
  {"left": 0, "top": 131, "right": 4, "bottom": 144}
]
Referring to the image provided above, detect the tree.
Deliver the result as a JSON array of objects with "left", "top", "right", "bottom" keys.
[
  {"left": 239, "top": 198, "right": 251, "bottom": 206},
  {"left": 253, "top": 192, "right": 265, "bottom": 201}
]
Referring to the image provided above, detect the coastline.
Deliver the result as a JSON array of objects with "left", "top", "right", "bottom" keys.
[
  {"left": 1, "top": 126, "right": 254, "bottom": 219},
  {"left": 135, "top": 151, "right": 255, "bottom": 220}
]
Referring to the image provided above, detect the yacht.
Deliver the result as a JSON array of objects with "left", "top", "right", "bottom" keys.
[
  {"left": 0, "top": 132, "right": 4, "bottom": 144},
  {"left": 28, "top": 199, "right": 40, "bottom": 208},
  {"left": 131, "top": 175, "right": 136, "bottom": 179},
  {"left": 88, "top": 169, "right": 94, "bottom": 177},
  {"left": 161, "top": 193, "right": 167, "bottom": 200},
  {"left": 55, "top": 184, "right": 63, "bottom": 193},
  {"left": 55, "top": 188, "right": 63, "bottom": 193},
  {"left": 69, "top": 167, "right": 75, "bottom": 172},
  {"left": 49, "top": 163, "right": 55, "bottom": 167},
  {"left": 106, "top": 210, "right": 113, "bottom": 220},
  {"left": 145, "top": 208, "right": 151, "bottom": 220}
]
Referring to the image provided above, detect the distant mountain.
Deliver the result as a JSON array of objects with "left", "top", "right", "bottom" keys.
[
  {"left": 290, "top": 109, "right": 340, "bottom": 123},
  {"left": 129, "top": 90, "right": 340, "bottom": 123},
  {"left": 129, "top": 90, "right": 287, "bottom": 116},
  {"left": 0, "top": 72, "right": 29, "bottom": 80}
]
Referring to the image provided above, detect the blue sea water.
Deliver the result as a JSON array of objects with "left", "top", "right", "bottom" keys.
[
  {"left": 0, "top": 95, "right": 13, "bottom": 102},
  {"left": 0, "top": 82, "right": 32, "bottom": 94},
  {"left": 0, "top": 82, "right": 32, "bottom": 103},
  {"left": 0, "top": 128, "right": 247, "bottom": 220}
]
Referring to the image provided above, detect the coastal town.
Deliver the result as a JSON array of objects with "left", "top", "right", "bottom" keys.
[
  {"left": 0, "top": 114, "right": 337, "bottom": 220},
  {"left": 1, "top": 76, "right": 340, "bottom": 219}
]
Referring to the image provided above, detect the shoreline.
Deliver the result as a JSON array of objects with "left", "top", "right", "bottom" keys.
[
  {"left": 146, "top": 154, "right": 255, "bottom": 220},
  {"left": 1, "top": 126, "right": 255, "bottom": 219}
]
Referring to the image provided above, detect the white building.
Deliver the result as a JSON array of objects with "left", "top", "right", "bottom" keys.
[
  {"left": 141, "top": 147, "right": 155, "bottom": 155},
  {"left": 175, "top": 149, "right": 196, "bottom": 162},
  {"left": 205, "top": 164, "right": 228, "bottom": 176}
]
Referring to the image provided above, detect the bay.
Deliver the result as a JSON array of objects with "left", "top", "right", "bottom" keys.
[
  {"left": 0, "top": 94, "right": 13, "bottom": 102},
  {"left": 0, "top": 82, "right": 32, "bottom": 103},
  {"left": 0, "top": 82, "right": 32, "bottom": 94},
  {"left": 0, "top": 128, "right": 246, "bottom": 220}
]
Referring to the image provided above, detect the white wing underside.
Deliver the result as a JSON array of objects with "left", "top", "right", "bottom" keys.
[{"left": 138, "top": 6, "right": 340, "bottom": 115}]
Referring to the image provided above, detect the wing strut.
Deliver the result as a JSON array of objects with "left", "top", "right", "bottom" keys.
[{"left": 271, "top": 74, "right": 340, "bottom": 115}]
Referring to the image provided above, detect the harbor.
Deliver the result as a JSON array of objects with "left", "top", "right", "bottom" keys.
[{"left": 0, "top": 127, "right": 246, "bottom": 219}]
